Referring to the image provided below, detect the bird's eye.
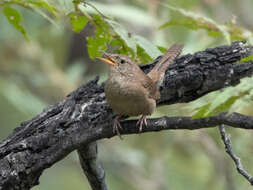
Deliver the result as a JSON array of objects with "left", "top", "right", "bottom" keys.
[{"left": 120, "top": 59, "right": 125, "bottom": 64}]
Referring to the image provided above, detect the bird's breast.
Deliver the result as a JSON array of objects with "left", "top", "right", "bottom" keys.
[{"left": 104, "top": 77, "right": 156, "bottom": 116}]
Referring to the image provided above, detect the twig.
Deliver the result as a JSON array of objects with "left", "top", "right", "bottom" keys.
[
  {"left": 218, "top": 124, "right": 253, "bottom": 185},
  {"left": 74, "top": 4, "right": 93, "bottom": 21},
  {"left": 83, "top": 1, "right": 109, "bottom": 19}
]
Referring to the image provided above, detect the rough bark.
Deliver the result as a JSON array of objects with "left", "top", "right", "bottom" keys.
[
  {"left": 77, "top": 142, "right": 107, "bottom": 190},
  {"left": 0, "top": 41, "right": 253, "bottom": 190}
]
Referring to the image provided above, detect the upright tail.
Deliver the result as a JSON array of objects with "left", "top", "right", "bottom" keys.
[{"left": 148, "top": 44, "right": 184, "bottom": 85}]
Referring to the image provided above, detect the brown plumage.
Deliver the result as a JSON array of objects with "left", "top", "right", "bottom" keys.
[{"left": 99, "top": 44, "right": 184, "bottom": 138}]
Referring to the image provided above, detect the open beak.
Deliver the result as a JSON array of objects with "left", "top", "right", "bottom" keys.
[{"left": 98, "top": 53, "right": 117, "bottom": 66}]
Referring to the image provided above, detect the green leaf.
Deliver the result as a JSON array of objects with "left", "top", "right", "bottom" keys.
[
  {"left": 133, "top": 35, "right": 162, "bottom": 59},
  {"left": 206, "top": 95, "right": 240, "bottom": 116},
  {"left": 225, "top": 23, "right": 252, "bottom": 41},
  {"left": 85, "top": 14, "right": 161, "bottom": 61},
  {"left": 160, "top": 5, "right": 253, "bottom": 43},
  {"left": 107, "top": 20, "right": 137, "bottom": 53},
  {"left": 159, "top": 4, "right": 231, "bottom": 43},
  {"left": 32, "top": 7, "right": 58, "bottom": 27},
  {"left": 160, "top": 18, "right": 222, "bottom": 38},
  {"left": 10, "top": 0, "right": 57, "bottom": 16},
  {"left": 26, "top": 0, "right": 57, "bottom": 16},
  {"left": 135, "top": 46, "right": 153, "bottom": 63},
  {"left": 204, "top": 85, "right": 251, "bottom": 117},
  {"left": 4, "top": 0, "right": 58, "bottom": 26},
  {"left": 87, "top": 14, "right": 111, "bottom": 59},
  {"left": 69, "top": 12, "right": 89, "bottom": 33},
  {"left": 3, "top": 6, "right": 29, "bottom": 40},
  {"left": 240, "top": 55, "right": 253, "bottom": 63},
  {"left": 158, "top": 46, "right": 168, "bottom": 53},
  {"left": 192, "top": 103, "right": 211, "bottom": 119},
  {"left": 191, "top": 83, "right": 251, "bottom": 118},
  {"left": 205, "top": 88, "right": 237, "bottom": 116},
  {"left": 87, "top": 36, "right": 104, "bottom": 59}
]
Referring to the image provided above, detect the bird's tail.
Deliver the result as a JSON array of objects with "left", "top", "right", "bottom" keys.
[{"left": 148, "top": 44, "right": 184, "bottom": 85}]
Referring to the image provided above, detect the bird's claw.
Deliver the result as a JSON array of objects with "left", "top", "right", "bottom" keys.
[
  {"left": 113, "top": 116, "right": 123, "bottom": 140},
  {"left": 136, "top": 115, "right": 147, "bottom": 133}
]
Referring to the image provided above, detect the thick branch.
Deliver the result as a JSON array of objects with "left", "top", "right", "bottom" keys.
[
  {"left": 0, "top": 41, "right": 253, "bottom": 189},
  {"left": 141, "top": 41, "right": 253, "bottom": 105}
]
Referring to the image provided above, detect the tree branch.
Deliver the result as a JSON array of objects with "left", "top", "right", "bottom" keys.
[
  {"left": 115, "top": 112, "right": 253, "bottom": 134},
  {"left": 77, "top": 142, "right": 108, "bottom": 190},
  {"left": 0, "top": 41, "right": 253, "bottom": 189},
  {"left": 218, "top": 125, "right": 253, "bottom": 185}
]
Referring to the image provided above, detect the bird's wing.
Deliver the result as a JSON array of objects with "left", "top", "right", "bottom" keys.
[{"left": 136, "top": 69, "right": 160, "bottom": 100}]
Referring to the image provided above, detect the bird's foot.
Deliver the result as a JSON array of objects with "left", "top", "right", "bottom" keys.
[
  {"left": 113, "top": 115, "right": 123, "bottom": 140},
  {"left": 136, "top": 115, "right": 147, "bottom": 132}
]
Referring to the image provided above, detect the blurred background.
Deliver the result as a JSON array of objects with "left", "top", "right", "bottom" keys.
[{"left": 1, "top": 0, "right": 253, "bottom": 189}]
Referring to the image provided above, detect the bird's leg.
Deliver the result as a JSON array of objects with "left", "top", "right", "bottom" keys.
[
  {"left": 136, "top": 115, "right": 147, "bottom": 132},
  {"left": 113, "top": 115, "right": 123, "bottom": 139}
]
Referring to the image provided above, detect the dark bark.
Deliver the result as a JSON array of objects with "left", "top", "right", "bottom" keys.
[
  {"left": 0, "top": 41, "right": 253, "bottom": 190},
  {"left": 77, "top": 142, "right": 108, "bottom": 190},
  {"left": 219, "top": 125, "right": 253, "bottom": 185}
]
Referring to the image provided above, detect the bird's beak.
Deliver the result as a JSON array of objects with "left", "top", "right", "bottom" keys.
[{"left": 98, "top": 53, "right": 117, "bottom": 66}]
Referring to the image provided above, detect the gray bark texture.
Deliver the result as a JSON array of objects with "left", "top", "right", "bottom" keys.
[{"left": 1, "top": 41, "right": 253, "bottom": 190}]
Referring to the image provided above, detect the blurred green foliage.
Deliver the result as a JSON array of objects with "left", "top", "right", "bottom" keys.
[
  {"left": 69, "top": 12, "right": 89, "bottom": 33},
  {"left": 3, "top": 5, "right": 28, "bottom": 40},
  {"left": 1, "top": 0, "right": 253, "bottom": 190}
]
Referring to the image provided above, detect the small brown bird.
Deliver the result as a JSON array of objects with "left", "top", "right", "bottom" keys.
[{"left": 99, "top": 44, "right": 184, "bottom": 138}]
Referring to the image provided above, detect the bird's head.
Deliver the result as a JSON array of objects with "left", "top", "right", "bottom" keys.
[{"left": 98, "top": 52, "right": 137, "bottom": 76}]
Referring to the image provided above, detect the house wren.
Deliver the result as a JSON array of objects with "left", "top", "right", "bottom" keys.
[{"left": 99, "top": 44, "right": 184, "bottom": 138}]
